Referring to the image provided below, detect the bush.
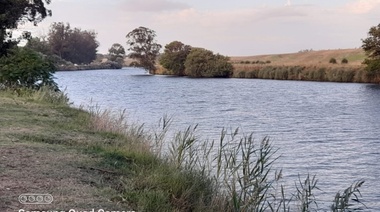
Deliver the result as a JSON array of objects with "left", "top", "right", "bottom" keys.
[
  {"left": 329, "top": 58, "right": 337, "bottom": 64},
  {"left": 0, "top": 47, "right": 57, "bottom": 90},
  {"left": 341, "top": 58, "right": 348, "bottom": 64},
  {"left": 184, "top": 48, "right": 233, "bottom": 78}
]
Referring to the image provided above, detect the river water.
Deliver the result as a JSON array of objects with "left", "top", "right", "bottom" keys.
[{"left": 55, "top": 68, "right": 380, "bottom": 210}]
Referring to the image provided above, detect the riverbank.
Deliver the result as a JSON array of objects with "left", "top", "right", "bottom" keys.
[
  {"left": 0, "top": 88, "right": 219, "bottom": 211},
  {"left": 0, "top": 88, "right": 369, "bottom": 211}
]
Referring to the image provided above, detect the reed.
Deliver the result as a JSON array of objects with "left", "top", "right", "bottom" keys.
[{"left": 232, "top": 64, "right": 379, "bottom": 83}]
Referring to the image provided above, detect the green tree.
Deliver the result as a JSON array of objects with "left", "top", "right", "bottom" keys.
[
  {"left": 0, "top": 47, "right": 57, "bottom": 89},
  {"left": 159, "top": 41, "right": 191, "bottom": 76},
  {"left": 362, "top": 23, "right": 380, "bottom": 76},
  {"left": 25, "top": 37, "right": 51, "bottom": 55},
  {"left": 48, "top": 22, "right": 99, "bottom": 64},
  {"left": 184, "top": 48, "right": 233, "bottom": 78},
  {"left": 126, "top": 27, "right": 162, "bottom": 73},
  {"left": 108, "top": 43, "right": 125, "bottom": 64},
  {"left": 0, "top": 0, "right": 51, "bottom": 56}
]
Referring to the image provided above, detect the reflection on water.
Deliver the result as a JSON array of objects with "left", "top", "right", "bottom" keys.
[{"left": 55, "top": 68, "right": 380, "bottom": 210}]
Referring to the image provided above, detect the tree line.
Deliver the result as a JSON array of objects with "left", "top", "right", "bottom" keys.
[{"left": 126, "top": 26, "right": 233, "bottom": 77}]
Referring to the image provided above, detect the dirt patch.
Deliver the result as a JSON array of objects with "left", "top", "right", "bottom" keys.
[{"left": 0, "top": 142, "right": 130, "bottom": 211}]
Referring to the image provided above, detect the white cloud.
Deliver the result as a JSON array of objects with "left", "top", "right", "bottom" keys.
[{"left": 343, "top": 0, "right": 380, "bottom": 14}]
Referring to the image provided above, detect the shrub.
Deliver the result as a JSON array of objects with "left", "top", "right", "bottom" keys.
[
  {"left": 0, "top": 47, "right": 57, "bottom": 90},
  {"left": 329, "top": 58, "right": 337, "bottom": 64},
  {"left": 184, "top": 48, "right": 233, "bottom": 78},
  {"left": 341, "top": 58, "right": 348, "bottom": 64}
]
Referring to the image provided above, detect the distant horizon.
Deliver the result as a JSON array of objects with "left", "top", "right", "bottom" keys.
[{"left": 16, "top": 0, "right": 379, "bottom": 56}]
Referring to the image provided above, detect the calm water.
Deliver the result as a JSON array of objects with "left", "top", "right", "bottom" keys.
[{"left": 55, "top": 68, "right": 380, "bottom": 210}]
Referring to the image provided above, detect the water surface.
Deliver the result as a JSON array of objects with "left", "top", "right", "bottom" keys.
[{"left": 55, "top": 68, "right": 380, "bottom": 210}]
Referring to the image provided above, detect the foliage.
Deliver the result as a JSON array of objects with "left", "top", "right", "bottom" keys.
[
  {"left": 108, "top": 43, "right": 125, "bottom": 65},
  {"left": 0, "top": 0, "right": 51, "bottom": 56},
  {"left": 184, "top": 48, "right": 233, "bottom": 77},
  {"left": 362, "top": 23, "right": 380, "bottom": 76},
  {"left": 48, "top": 22, "right": 99, "bottom": 64},
  {"left": 25, "top": 36, "right": 51, "bottom": 55},
  {"left": 329, "top": 58, "right": 337, "bottom": 64},
  {"left": 0, "top": 47, "right": 57, "bottom": 89},
  {"left": 159, "top": 41, "right": 191, "bottom": 76},
  {"left": 341, "top": 58, "right": 348, "bottom": 64},
  {"left": 126, "top": 26, "right": 162, "bottom": 73}
]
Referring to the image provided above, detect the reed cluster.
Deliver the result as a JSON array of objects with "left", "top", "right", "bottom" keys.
[{"left": 233, "top": 64, "right": 380, "bottom": 83}]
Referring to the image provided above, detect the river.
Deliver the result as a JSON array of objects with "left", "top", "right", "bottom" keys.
[{"left": 55, "top": 68, "right": 380, "bottom": 211}]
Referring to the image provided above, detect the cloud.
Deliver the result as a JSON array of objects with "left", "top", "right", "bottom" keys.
[
  {"left": 343, "top": 0, "right": 380, "bottom": 14},
  {"left": 121, "top": 0, "right": 190, "bottom": 12}
]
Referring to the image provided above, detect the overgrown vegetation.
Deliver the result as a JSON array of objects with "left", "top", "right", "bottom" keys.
[
  {"left": 0, "top": 47, "right": 57, "bottom": 89},
  {"left": 0, "top": 87, "right": 369, "bottom": 211}
]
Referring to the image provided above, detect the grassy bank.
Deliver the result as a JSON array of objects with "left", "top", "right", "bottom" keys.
[
  {"left": 0, "top": 88, "right": 368, "bottom": 211},
  {"left": 0, "top": 88, "right": 222, "bottom": 211}
]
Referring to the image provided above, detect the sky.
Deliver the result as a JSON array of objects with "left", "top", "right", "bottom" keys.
[{"left": 17, "top": 0, "right": 380, "bottom": 56}]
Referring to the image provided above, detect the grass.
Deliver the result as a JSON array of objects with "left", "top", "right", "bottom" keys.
[
  {"left": 0, "top": 87, "right": 369, "bottom": 211},
  {"left": 230, "top": 48, "right": 366, "bottom": 66}
]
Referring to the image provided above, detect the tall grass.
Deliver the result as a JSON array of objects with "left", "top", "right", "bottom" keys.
[{"left": 233, "top": 64, "right": 379, "bottom": 83}]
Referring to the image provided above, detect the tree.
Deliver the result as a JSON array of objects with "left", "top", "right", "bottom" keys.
[
  {"left": 108, "top": 43, "right": 125, "bottom": 64},
  {"left": 159, "top": 41, "right": 191, "bottom": 76},
  {"left": 25, "top": 37, "right": 51, "bottom": 56},
  {"left": 362, "top": 23, "right": 380, "bottom": 76},
  {"left": 0, "top": 0, "right": 52, "bottom": 56},
  {"left": 48, "top": 22, "right": 99, "bottom": 64},
  {"left": 0, "top": 47, "right": 57, "bottom": 89},
  {"left": 184, "top": 48, "right": 233, "bottom": 78},
  {"left": 126, "top": 27, "right": 162, "bottom": 73}
]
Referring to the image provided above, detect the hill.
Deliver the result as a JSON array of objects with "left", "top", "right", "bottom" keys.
[{"left": 230, "top": 48, "right": 366, "bottom": 66}]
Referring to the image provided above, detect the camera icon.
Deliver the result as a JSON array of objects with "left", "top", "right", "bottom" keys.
[{"left": 18, "top": 193, "right": 53, "bottom": 204}]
